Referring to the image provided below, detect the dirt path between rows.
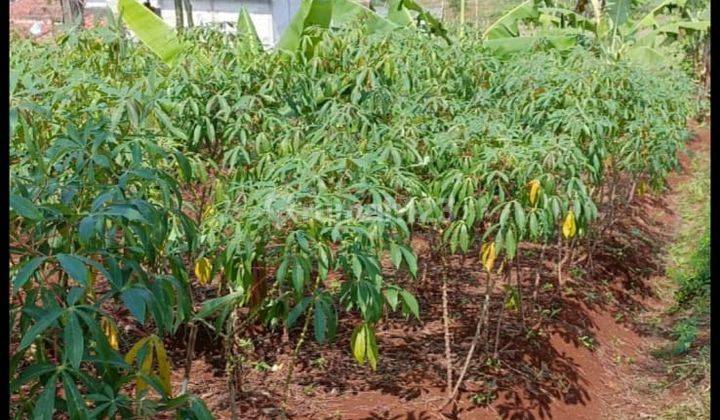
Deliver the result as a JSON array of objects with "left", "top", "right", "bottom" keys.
[{"left": 169, "top": 123, "right": 710, "bottom": 420}]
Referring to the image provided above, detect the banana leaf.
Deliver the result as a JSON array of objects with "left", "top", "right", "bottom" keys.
[
  {"left": 626, "top": 45, "right": 666, "bottom": 66},
  {"left": 331, "top": 0, "right": 398, "bottom": 33},
  {"left": 387, "top": 0, "right": 414, "bottom": 26},
  {"left": 237, "top": 5, "right": 261, "bottom": 47},
  {"left": 277, "top": 0, "right": 398, "bottom": 53},
  {"left": 399, "top": 0, "right": 449, "bottom": 42},
  {"left": 484, "top": 34, "right": 576, "bottom": 58},
  {"left": 633, "top": 19, "right": 709, "bottom": 46},
  {"left": 629, "top": 0, "right": 687, "bottom": 34},
  {"left": 606, "top": 0, "right": 631, "bottom": 28},
  {"left": 118, "top": 0, "right": 186, "bottom": 66},
  {"left": 538, "top": 7, "right": 596, "bottom": 32},
  {"left": 483, "top": 0, "right": 540, "bottom": 39},
  {"left": 276, "top": 0, "right": 334, "bottom": 52}
]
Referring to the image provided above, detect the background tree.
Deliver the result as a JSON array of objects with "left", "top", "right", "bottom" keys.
[{"left": 60, "top": 0, "right": 85, "bottom": 25}]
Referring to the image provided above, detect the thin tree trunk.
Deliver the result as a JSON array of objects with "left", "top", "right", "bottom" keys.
[
  {"left": 183, "top": 0, "right": 194, "bottom": 28},
  {"left": 60, "top": 0, "right": 85, "bottom": 25},
  {"left": 174, "top": 0, "right": 184, "bottom": 31}
]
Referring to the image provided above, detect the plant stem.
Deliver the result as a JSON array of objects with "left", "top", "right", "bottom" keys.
[
  {"left": 441, "top": 255, "right": 452, "bottom": 398},
  {"left": 532, "top": 244, "right": 546, "bottom": 303},
  {"left": 181, "top": 322, "right": 198, "bottom": 395},
  {"left": 283, "top": 276, "right": 322, "bottom": 405},
  {"left": 225, "top": 310, "right": 239, "bottom": 420},
  {"left": 514, "top": 253, "right": 526, "bottom": 330},
  {"left": 557, "top": 233, "right": 563, "bottom": 296},
  {"left": 493, "top": 295, "right": 506, "bottom": 359},
  {"left": 446, "top": 268, "right": 495, "bottom": 405}
]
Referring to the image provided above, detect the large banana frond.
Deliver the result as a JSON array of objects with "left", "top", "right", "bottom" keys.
[
  {"left": 332, "top": 0, "right": 397, "bottom": 33},
  {"left": 538, "top": 7, "right": 597, "bottom": 32},
  {"left": 387, "top": 0, "right": 414, "bottom": 27},
  {"left": 118, "top": 0, "right": 186, "bottom": 66},
  {"left": 629, "top": 0, "right": 687, "bottom": 33},
  {"left": 485, "top": 34, "right": 577, "bottom": 57},
  {"left": 237, "top": 5, "right": 261, "bottom": 47},
  {"left": 606, "top": 0, "right": 632, "bottom": 28},
  {"left": 276, "top": 0, "right": 398, "bottom": 52},
  {"left": 276, "top": 0, "right": 334, "bottom": 52},
  {"left": 483, "top": 0, "right": 540, "bottom": 39}
]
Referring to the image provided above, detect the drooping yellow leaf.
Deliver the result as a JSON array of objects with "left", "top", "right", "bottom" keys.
[
  {"left": 201, "top": 205, "right": 215, "bottom": 221},
  {"left": 136, "top": 342, "right": 154, "bottom": 394},
  {"left": 481, "top": 242, "right": 496, "bottom": 273},
  {"left": 152, "top": 337, "right": 173, "bottom": 396},
  {"left": 86, "top": 270, "right": 97, "bottom": 301},
  {"left": 124, "top": 336, "right": 151, "bottom": 364},
  {"left": 101, "top": 317, "right": 120, "bottom": 350},
  {"left": 194, "top": 257, "right": 212, "bottom": 285},
  {"left": 562, "top": 210, "right": 576, "bottom": 239},
  {"left": 364, "top": 325, "right": 378, "bottom": 371},
  {"left": 350, "top": 324, "right": 366, "bottom": 365},
  {"left": 528, "top": 179, "right": 541, "bottom": 206}
]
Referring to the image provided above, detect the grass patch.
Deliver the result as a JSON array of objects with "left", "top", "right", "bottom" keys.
[{"left": 655, "top": 132, "right": 710, "bottom": 419}]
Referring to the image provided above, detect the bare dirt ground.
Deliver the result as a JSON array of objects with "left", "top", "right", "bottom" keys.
[{"left": 160, "top": 123, "right": 710, "bottom": 420}]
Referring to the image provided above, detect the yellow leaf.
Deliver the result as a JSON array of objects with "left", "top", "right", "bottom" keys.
[
  {"left": 528, "top": 179, "right": 541, "bottom": 206},
  {"left": 604, "top": 156, "right": 613, "bottom": 168},
  {"left": 194, "top": 257, "right": 212, "bottom": 285},
  {"left": 136, "top": 342, "right": 154, "bottom": 395},
  {"left": 101, "top": 317, "right": 120, "bottom": 350},
  {"left": 350, "top": 324, "right": 366, "bottom": 365},
  {"left": 364, "top": 325, "right": 378, "bottom": 371},
  {"left": 202, "top": 205, "right": 214, "bottom": 221},
  {"left": 124, "top": 336, "right": 151, "bottom": 364},
  {"left": 152, "top": 337, "right": 173, "bottom": 396},
  {"left": 480, "top": 242, "right": 496, "bottom": 273},
  {"left": 562, "top": 210, "right": 576, "bottom": 239},
  {"left": 86, "top": 270, "right": 97, "bottom": 301}
]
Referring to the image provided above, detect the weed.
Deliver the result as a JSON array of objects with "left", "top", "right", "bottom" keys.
[
  {"left": 311, "top": 356, "right": 328, "bottom": 370},
  {"left": 470, "top": 380, "right": 498, "bottom": 407},
  {"left": 252, "top": 361, "right": 272, "bottom": 372},
  {"left": 578, "top": 335, "right": 596, "bottom": 351}
]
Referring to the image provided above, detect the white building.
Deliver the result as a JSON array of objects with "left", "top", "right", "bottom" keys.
[{"left": 94, "top": 0, "right": 302, "bottom": 46}]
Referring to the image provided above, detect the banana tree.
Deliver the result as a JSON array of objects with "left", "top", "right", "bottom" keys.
[
  {"left": 538, "top": 0, "right": 710, "bottom": 65},
  {"left": 481, "top": 0, "right": 580, "bottom": 57}
]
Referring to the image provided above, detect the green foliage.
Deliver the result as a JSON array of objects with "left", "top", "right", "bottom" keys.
[
  {"left": 674, "top": 223, "right": 710, "bottom": 306},
  {"left": 486, "top": 0, "right": 710, "bottom": 66},
  {"left": 10, "top": 19, "right": 700, "bottom": 416},
  {"left": 10, "top": 26, "right": 204, "bottom": 418}
]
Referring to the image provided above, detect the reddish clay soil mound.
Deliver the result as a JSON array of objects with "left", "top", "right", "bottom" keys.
[{"left": 163, "top": 124, "right": 709, "bottom": 419}]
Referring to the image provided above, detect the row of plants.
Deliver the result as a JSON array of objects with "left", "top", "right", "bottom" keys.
[{"left": 10, "top": 1, "right": 705, "bottom": 417}]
